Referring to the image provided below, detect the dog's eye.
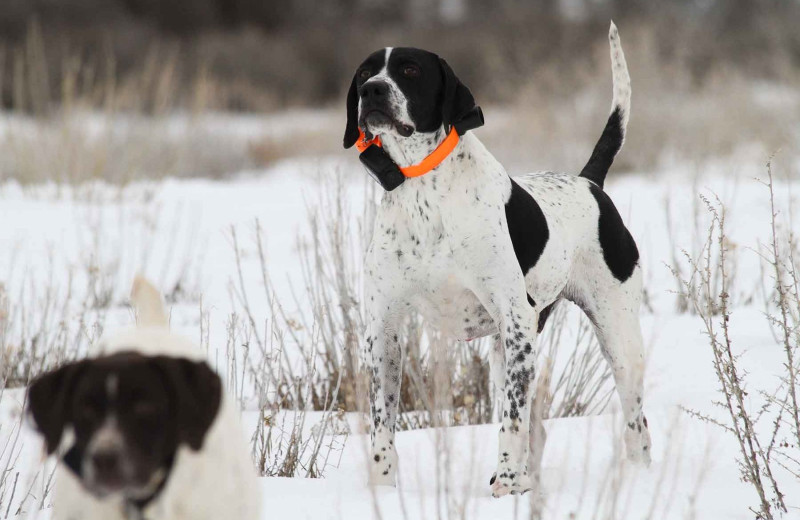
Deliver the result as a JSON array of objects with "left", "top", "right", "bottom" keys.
[
  {"left": 402, "top": 65, "right": 420, "bottom": 78},
  {"left": 358, "top": 69, "right": 371, "bottom": 81}
]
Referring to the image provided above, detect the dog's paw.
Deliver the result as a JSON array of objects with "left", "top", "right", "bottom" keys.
[
  {"left": 490, "top": 470, "right": 533, "bottom": 498},
  {"left": 368, "top": 469, "right": 396, "bottom": 487},
  {"left": 625, "top": 439, "right": 652, "bottom": 467},
  {"left": 367, "top": 445, "right": 398, "bottom": 486}
]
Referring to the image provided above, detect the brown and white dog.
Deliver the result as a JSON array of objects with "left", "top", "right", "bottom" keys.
[{"left": 27, "top": 278, "right": 261, "bottom": 520}]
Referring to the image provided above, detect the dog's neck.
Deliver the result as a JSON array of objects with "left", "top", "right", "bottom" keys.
[
  {"left": 368, "top": 125, "right": 509, "bottom": 246},
  {"left": 378, "top": 127, "right": 447, "bottom": 168},
  {"left": 372, "top": 126, "right": 508, "bottom": 239},
  {"left": 377, "top": 126, "right": 504, "bottom": 188}
]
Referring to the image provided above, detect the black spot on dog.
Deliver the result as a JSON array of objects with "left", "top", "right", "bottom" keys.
[
  {"left": 536, "top": 300, "right": 558, "bottom": 333},
  {"left": 589, "top": 183, "right": 639, "bottom": 282},
  {"left": 505, "top": 178, "right": 549, "bottom": 276}
]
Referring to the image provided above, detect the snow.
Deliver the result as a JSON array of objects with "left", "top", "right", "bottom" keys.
[{"left": 1, "top": 130, "right": 799, "bottom": 519}]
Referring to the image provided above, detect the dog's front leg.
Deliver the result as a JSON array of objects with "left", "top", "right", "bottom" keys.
[
  {"left": 468, "top": 269, "right": 540, "bottom": 498},
  {"left": 364, "top": 306, "right": 403, "bottom": 486},
  {"left": 493, "top": 300, "right": 539, "bottom": 497}
]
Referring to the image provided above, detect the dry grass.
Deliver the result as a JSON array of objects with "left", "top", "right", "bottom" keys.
[
  {"left": 0, "top": 21, "right": 336, "bottom": 184},
  {"left": 0, "top": 409, "right": 57, "bottom": 518},
  {"left": 0, "top": 267, "right": 106, "bottom": 390},
  {"left": 483, "top": 50, "right": 800, "bottom": 176},
  {"left": 227, "top": 174, "right": 615, "bottom": 434},
  {"left": 664, "top": 179, "right": 746, "bottom": 315},
  {"left": 0, "top": 185, "right": 204, "bottom": 390},
  {"left": 247, "top": 126, "right": 341, "bottom": 168},
  {"left": 1, "top": 19, "right": 799, "bottom": 185},
  {"left": 2, "top": 162, "right": 798, "bottom": 517},
  {"left": 0, "top": 12, "right": 798, "bottom": 516},
  {"left": 674, "top": 160, "right": 800, "bottom": 519}
]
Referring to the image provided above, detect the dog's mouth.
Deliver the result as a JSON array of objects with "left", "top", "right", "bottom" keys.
[
  {"left": 85, "top": 471, "right": 163, "bottom": 501},
  {"left": 85, "top": 475, "right": 130, "bottom": 498},
  {"left": 81, "top": 454, "right": 163, "bottom": 500},
  {"left": 360, "top": 109, "right": 414, "bottom": 138}
]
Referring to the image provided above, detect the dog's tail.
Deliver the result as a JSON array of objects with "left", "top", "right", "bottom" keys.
[
  {"left": 579, "top": 21, "right": 630, "bottom": 189},
  {"left": 130, "top": 275, "right": 169, "bottom": 328}
]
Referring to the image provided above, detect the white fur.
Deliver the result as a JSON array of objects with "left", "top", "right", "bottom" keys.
[
  {"left": 362, "top": 25, "right": 650, "bottom": 498},
  {"left": 609, "top": 21, "right": 631, "bottom": 130},
  {"left": 51, "top": 278, "right": 261, "bottom": 520}
]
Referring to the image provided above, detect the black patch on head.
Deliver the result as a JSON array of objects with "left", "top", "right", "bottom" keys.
[
  {"left": 504, "top": 178, "right": 549, "bottom": 277},
  {"left": 343, "top": 47, "right": 476, "bottom": 146},
  {"left": 343, "top": 49, "right": 386, "bottom": 148},
  {"left": 27, "top": 360, "right": 90, "bottom": 454},
  {"left": 27, "top": 352, "right": 222, "bottom": 494},
  {"left": 343, "top": 72, "right": 361, "bottom": 149},
  {"left": 588, "top": 183, "right": 639, "bottom": 282},
  {"left": 438, "top": 57, "right": 475, "bottom": 133},
  {"left": 579, "top": 107, "right": 623, "bottom": 189},
  {"left": 148, "top": 356, "right": 222, "bottom": 451}
]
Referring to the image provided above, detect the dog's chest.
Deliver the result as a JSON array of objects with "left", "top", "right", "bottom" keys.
[
  {"left": 369, "top": 172, "right": 500, "bottom": 338},
  {"left": 371, "top": 185, "right": 454, "bottom": 278},
  {"left": 373, "top": 158, "right": 500, "bottom": 274}
]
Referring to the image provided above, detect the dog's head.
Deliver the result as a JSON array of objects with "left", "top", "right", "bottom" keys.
[
  {"left": 27, "top": 352, "right": 221, "bottom": 500},
  {"left": 343, "top": 47, "right": 476, "bottom": 148}
]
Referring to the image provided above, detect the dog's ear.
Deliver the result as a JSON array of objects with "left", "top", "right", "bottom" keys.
[
  {"left": 150, "top": 357, "right": 222, "bottom": 451},
  {"left": 27, "top": 361, "right": 88, "bottom": 454},
  {"left": 343, "top": 73, "right": 360, "bottom": 149},
  {"left": 439, "top": 58, "right": 476, "bottom": 133}
]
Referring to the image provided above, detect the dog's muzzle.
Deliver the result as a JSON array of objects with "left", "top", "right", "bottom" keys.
[
  {"left": 360, "top": 110, "right": 414, "bottom": 139},
  {"left": 358, "top": 80, "right": 414, "bottom": 138}
]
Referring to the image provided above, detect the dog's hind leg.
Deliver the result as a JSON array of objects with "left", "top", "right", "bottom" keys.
[
  {"left": 574, "top": 268, "right": 652, "bottom": 466},
  {"left": 488, "top": 334, "right": 505, "bottom": 420},
  {"left": 528, "top": 366, "right": 548, "bottom": 486}
]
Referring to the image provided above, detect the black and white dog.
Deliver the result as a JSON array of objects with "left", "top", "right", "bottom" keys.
[
  {"left": 344, "top": 23, "right": 651, "bottom": 497},
  {"left": 27, "top": 278, "right": 261, "bottom": 519}
]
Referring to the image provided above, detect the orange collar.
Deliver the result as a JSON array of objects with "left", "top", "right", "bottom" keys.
[{"left": 355, "top": 128, "right": 460, "bottom": 178}]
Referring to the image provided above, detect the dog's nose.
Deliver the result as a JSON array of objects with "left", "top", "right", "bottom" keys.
[
  {"left": 92, "top": 451, "right": 120, "bottom": 476},
  {"left": 359, "top": 81, "right": 389, "bottom": 102}
]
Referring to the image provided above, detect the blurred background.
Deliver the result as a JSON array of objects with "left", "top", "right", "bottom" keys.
[
  {"left": 0, "top": 0, "right": 798, "bottom": 183},
  {"left": 2, "top": 4, "right": 800, "bottom": 516}
]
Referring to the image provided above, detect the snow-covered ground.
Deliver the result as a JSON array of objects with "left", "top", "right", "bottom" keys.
[{"left": 1, "top": 142, "right": 799, "bottom": 519}]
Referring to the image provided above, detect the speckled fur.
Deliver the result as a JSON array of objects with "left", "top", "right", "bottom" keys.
[{"left": 360, "top": 23, "right": 651, "bottom": 497}]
